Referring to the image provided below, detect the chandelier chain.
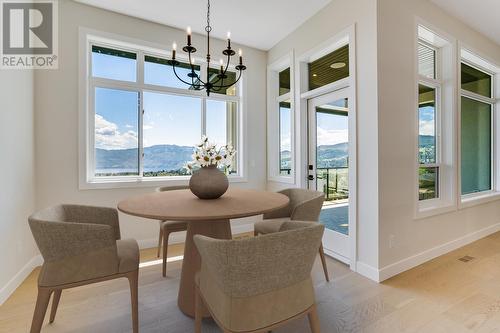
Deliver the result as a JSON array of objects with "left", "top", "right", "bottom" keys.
[{"left": 205, "top": 0, "right": 212, "bottom": 33}]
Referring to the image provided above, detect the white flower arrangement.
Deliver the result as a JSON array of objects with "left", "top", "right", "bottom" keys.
[{"left": 186, "top": 136, "right": 236, "bottom": 173}]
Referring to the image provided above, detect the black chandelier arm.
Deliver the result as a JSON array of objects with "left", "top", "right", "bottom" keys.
[
  {"left": 208, "top": 52, "right": 232, "bottom": 87},
  {"left": 171, "top": 62, "right": 197, "bottom": 86},
  {"left": 211, "top": 68, "right": 244, "bottom": 89}
]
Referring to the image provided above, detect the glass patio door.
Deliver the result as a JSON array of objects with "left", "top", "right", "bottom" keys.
[{"left": 308, "top": 90, "right": 351, "bottom": 263}]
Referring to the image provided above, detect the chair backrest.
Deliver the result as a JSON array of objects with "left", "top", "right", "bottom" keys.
[
  {"left": 156, "top": 185, "right": 189, "bottom": 192},
  {"left": 263, "top": 188, "right": 325, "bottom": 221},
  {"left": 28, "top": 204, "right": 120, "bottom": 262},
  {"left": 194, "top": 221, "right": 324, "bottom": 298}
]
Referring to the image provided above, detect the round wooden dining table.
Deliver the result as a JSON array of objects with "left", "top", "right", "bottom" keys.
[{"left": 117, "top": 188, "right": 289, "bottom": 317}]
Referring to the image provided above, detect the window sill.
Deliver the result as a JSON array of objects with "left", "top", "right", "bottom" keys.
[
  {"left": 460, "top": 191, "right": 500, "bottom": 209},
  {"left": 415, "top": 199, "right": 457, "bottom": 220},
  {"left": 79, "top": 175, "right": 248, "bottom": 190}
]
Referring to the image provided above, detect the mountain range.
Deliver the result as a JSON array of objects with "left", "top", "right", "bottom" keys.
[{"left": 97, "top": 136, "right": 434, "bottom": 173}]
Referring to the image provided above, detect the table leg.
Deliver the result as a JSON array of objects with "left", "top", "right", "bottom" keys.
[{"left": 178, "top": 219, "right": 232, "bottom": 317}]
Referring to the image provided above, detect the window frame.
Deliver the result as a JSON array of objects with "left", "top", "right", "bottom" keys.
[
  {"left": 414, "top": 23, "right": 457, "bottom": 218},
  {"left": 417, "top": 40, "right": 443, "bottom": 203},
  {"left": 417, "top": 39, "right": 443, "bottom": 205},
  {"left": 267, "top": 52, "right": 295, "bottom": 184},
  {"left": 459, "top": 56, "right": 498, "bottom": 204},
  {"left": 79, "top": 30, "right": 246, "bottom": 189}
]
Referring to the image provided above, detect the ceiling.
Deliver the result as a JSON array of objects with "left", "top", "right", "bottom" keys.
[
  {"left": 430, "top": 0, "right": 500, "bottom": 46},
  {"left": 74, "top": 0, "right": 332, "bottom": 50}
]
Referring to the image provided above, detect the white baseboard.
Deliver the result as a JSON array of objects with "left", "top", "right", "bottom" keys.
[
  {"left": 0, "top": 254, "right": 43, "bottom": 305},
  {"left": 356, "top": 261, "right": 380, "bottom": 282},
  {"left": 378, "top": 222, "right": 500, "bottom": 282}
]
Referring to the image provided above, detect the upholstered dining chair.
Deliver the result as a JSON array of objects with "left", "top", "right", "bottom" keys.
[
  {"left": 253, "top": 188, "right": 329, "bottom": 281},
  {"left": 156, "top": 186, "right": 189, "bottom": 277},
  {"left": 194, "top": 221, "right": 324, "bottom": 333},
  {"left": 28, "top": 205, "right": 139, "bottom": 333}
]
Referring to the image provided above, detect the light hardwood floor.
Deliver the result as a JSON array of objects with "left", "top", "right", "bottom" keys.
[{"left": 3, "top": 231, "right": 500, "bottom": 332}]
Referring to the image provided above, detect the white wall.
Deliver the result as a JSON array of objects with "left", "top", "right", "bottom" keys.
[
  {"left": 0, "top": 69, "right": 38, "bottom": 303},
  {"left": 377, "top": 0, "right": 500, "bottom": 279},
  {"left": 34, "top": 1, "right": 268, "bottom": 246},
  {"left": 267, "top": 0, "right": 380, "bottom": 273}
]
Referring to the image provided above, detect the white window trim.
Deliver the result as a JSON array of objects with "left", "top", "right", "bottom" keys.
[
  {"left": 267, "top": 51, "right": 295, "bottom": 184},
  {"left": 414, "top": 20, "right": 457, "bottom": 219},
  {"left": 78, "top": 28, "right": 247, "bottom": 190},
  {"left": 295, "top": 24, "right": 358, "bottom": 271},
  {"left": 458, "top": 46, "right": 500, "bottom": 208}
]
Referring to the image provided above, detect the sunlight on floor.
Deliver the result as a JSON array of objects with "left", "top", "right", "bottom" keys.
[{"left": 139, "top": 255, "right": 184, "bottom": 268}]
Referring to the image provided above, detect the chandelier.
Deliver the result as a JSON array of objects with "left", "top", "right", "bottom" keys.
[{"left": 169, "top": 0, "right": 246, "bottom": 96}]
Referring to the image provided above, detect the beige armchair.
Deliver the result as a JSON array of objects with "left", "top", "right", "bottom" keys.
[
  {"left": 156, "top": 186, "right": 189, "bottom": 277},
  {"left": 194, "top": 221, "right": 324, "bottom": 333},
  {"left": 28, "top": 205, "right": 139, "bottom": 333},
  {"left": 254, "top": 188, "right": 329, "bottom": 281}
]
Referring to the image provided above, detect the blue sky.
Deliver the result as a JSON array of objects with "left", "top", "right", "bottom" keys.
[
  {"left": 280, "top": 105, "right": 291, "bottom": 152},
  {"left": 93, "top": 52, "right": 227, "bottom": 150},
  {"left": 419, "top": 106, "right": 435, "bottom": 137},
  {"left": 316, "top": 100, "right": 349, "bottom": 146}
]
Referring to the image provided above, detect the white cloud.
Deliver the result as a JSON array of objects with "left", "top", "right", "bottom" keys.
[
  {"left": 280, "top": 137, "right": 291, "bottom": 151},
  {"left": 316, "top": 127, "right": 348, "bottom": 146},
  {"left": 419, "top": 120, "right": 435, "bottom": 136},
  {"left": 95, "top": 114, "right": 138, "bottom": 149}
]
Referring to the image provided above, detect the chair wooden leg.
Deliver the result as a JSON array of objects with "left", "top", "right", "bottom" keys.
[
  {"left": 127, "top": 270, "right": 139, "bottom": 333},
  {"left": 30, "top": 287, "right": 52, "bottom": 333},
  {"left": 157, "top": 228, "right": 163, "bottom": 258},
  {"left": 319, "top": 244, "right": 330, "bottom": 282},
  {"left": 308, "top": 304, "right": 321, "bottom": 333},
  {"left": 194, "top": 287, "right": 203, "bottom": 333},
  {"left": 162, "top": 230, "right": 171, "bottom": 277},
  {"left": 49, "top": 289, "right": 62, "bottom": 323}
]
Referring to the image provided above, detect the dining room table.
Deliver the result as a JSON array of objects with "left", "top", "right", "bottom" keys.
[{"left": 117, "top": 187, "right": 289, "bottom": 317}]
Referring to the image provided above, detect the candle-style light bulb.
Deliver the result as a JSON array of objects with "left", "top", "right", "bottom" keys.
[
  {"left": 219, "top": 59, "right": 224, "bottom": 73},
  {"left": 238, "top": 49, "right": 243, "bottom": 65},
  {"left": 187, "top": 26, "right": 192, "bottom": 46},
  {"left": 227, "top": 31, "right": 231, "bottom": 49},
  {"left": 172, "top": 42, "right": 177, "bottom": 60}
]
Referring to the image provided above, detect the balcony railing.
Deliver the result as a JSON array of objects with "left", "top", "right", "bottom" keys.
[{"left": 279, "top": 166, "right": 348, "bottom": 201}]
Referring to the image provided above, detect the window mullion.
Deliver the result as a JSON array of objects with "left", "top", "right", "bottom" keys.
[
  {"left": 201, "top": 98, "right": 207, "bottom": 138},
  {"left": 461, "top": 89, "right": 495, "bottom": 105},
  {"left": 139, "top": 90, "right": 144, "bottom": 177}
]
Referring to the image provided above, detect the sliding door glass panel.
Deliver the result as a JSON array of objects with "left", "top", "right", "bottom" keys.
[
  {"left": 144, "top": 56, "right": 201, "bottom": 89},
  {"left": 316, "top": 98, "right": 349, "bottom": 235},
  {"left": 461, "top": 63, "right": 492, "bottom": 98},
  {"left": 142, "top": 92, "right": 201, "bottom": 177},
  {"left": 461, "top": 97, "right": 492, "bottom": 194},
  {"left": 94, "top": 87, "right": 140, "bottom": 176},
  {"left": 92, "top": 46, "right": 137, "bottom": 82},
  {"left": 279, "top": 101, "right": 292, "bottom": 175},
  {"left": 308, "top": 45, "right": 349, "bottom": 91}
]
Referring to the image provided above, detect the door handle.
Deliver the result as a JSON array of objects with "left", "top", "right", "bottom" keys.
[{"left": 308, "top": 175, "right": 314, "bottom": 180}]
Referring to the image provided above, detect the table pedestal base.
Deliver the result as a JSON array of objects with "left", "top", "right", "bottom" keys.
[{"left": 178, "top": 219, "right": 232, "bottom": 317}]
